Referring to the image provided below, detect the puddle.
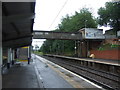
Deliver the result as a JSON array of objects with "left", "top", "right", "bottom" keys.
[
  {"left": 45, "top": 65, "right": 48, "bottom": 68},
  {"left": 53, "top": 66, "right": 58, "bottom": 68},
  {"left": 61, "top": 71, "right": 64, "bottom": 73},
  {"left": 65, "top": 73, "right": 73, "bottom": 78}
]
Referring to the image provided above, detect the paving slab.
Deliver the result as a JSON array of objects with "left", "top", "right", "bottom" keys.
[{"left": 2, "top": 62, "right": 41, "bottom": 88}]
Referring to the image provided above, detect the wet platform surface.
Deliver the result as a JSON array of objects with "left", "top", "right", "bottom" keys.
[
  {"left": 34, "top": 55, "right": 73, "bottom": 88},
  {"left": 34, "top": 54, "right": 103, "bottom": 89},
  {"left": 2, "top": 54, "right": 104, "bottom": 89},
  {"left": 2, "top": 62, "right": 40, "bottom": 88},
  {"left": 2, "top": 55, "right": 73, "bottom": 88}
]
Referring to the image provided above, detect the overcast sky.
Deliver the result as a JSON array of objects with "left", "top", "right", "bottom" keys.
[{"left": 32, "top": 0, "right": 110, "bottom": 48}]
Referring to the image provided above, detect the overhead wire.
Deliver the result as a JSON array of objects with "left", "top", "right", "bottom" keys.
[{"left": 48, "top": 0, "right": 69, "bottom": 30}]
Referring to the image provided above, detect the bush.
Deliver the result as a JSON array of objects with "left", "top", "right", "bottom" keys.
[
  {"left": 98, "top": 47, "right": 104, "bottom": 51},
  {"left": 111, "top": 44, "right": 119, "bottom": 48}
]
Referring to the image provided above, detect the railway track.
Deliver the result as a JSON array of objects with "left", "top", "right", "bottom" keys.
[{"left": 40, "top": 55, "right": 120, "bottom": 90}]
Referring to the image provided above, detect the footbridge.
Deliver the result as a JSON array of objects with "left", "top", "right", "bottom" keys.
[{"left": 33, "top": 31, "right": 83, "bottom": 40}]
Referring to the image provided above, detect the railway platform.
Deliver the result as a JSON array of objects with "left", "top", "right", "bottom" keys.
[
  {"left": 45, "top": 54, "right": 120, "bottom": 66},
  {"left": 2, "top": 54, "right": 103, "bottom": 89},
  {"left": 2, "top": 62, "right": 42, "bottom": 88}
]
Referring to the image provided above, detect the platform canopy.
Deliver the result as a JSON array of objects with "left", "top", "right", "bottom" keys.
[{"left": 2, "top": 2, "right": 35, "bottom": 48}]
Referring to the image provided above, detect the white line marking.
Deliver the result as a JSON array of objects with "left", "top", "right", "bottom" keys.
[
  {"left": 35, "top": 55, "right": 104, "bottom": 89},
  {"left": 34, "top": 63, "right": 45, "bottom": 88},
  {"left": 34, "top": 66, "right": 43, "bottom": 80}
]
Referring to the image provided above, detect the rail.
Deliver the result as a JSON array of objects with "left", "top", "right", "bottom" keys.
[{"left": 42, "top": 54, "right": 120, "bottom": 89}]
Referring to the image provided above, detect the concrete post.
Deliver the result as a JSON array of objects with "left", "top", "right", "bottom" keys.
[
  {"left": 12, "top": 49, "right": 15, "bottom": 65},
  {"left": 28, "top": 46, "right": 31, "bottom": 64},
  {"left": 0, "top": 46, "right": 2, "bottom": 90},
  {"left": 0, "top": 46, "right": 2, "bottom": 69},
  {"left": 0, "top": 2, "right": 2, "bottom": 89},
  {"left": 7, "top": 48, "right": 12, "bottom": 69},
  {"left": 10, "top": 49, "right": 12, "bottom": 65}
]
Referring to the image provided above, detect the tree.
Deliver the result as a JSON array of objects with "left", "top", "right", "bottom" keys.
[
  {"left": 97, "top": 1, "right": 120, "bottom": 35},
  {"left": 40, "top": 8, "right": 97, "bottom": 55},
  {"left": 59, "top": 8, "right": 97, "bottom": 32}
]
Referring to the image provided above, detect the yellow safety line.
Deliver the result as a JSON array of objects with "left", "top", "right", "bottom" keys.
[
  {"left": 22, "top": 46, "right": 28, "bottom": 48},
  {"left": 47, "top": 64, "right": 85, "bottom": 89},
  {"left": 19, "top": 60, "right": 28, "bottom": 62}
]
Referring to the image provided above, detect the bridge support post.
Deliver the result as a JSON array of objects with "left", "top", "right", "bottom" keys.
[
  {"left": 77, "top": 41, "right": 81, "bottom": 57},
  {"left": 74, "top": 40, "right": 77, "bottom": 56},
  {"left": 87, "top": 41, "right": 90, "bottom": 57}
]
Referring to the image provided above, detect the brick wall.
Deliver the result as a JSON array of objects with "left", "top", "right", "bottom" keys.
[{"left": 90, "top": 50, "right": 120, "bottom": 60}]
